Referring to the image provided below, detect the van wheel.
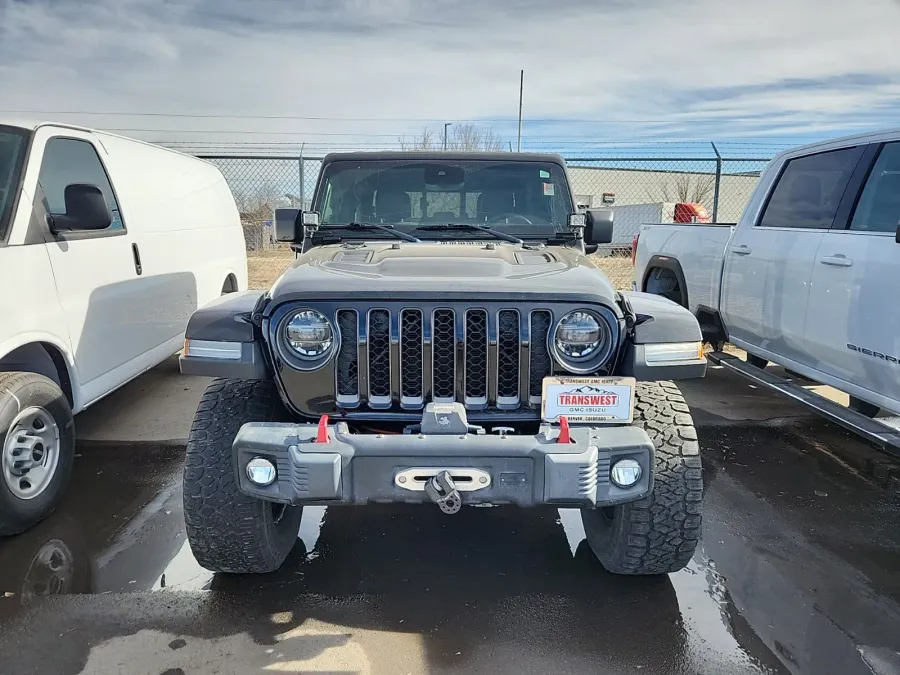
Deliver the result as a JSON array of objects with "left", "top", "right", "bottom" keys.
[
  {"left": 849, "top": 396, "right": 880, "bottom": 418},
  {"left": 221, "top": 275, "right": 238, "bottom": 295},
  {"left": 581, "top": 381, "right": 703, "bottom": 575},
  {"left": 0, "top": 372, "right": 75, "bottom": 536}
]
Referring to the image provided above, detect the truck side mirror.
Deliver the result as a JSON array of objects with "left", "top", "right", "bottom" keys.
[
  {"left": 584, "top": 209, "right": 614, "bottom": 245},
  {"left": 48, "top": 183, "right": 112, "bottom": 232},
  {"left": 274, "top": 208, "right": 302, "bottom": 243}
]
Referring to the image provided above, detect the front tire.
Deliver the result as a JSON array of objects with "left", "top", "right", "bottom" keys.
[
  {"left": 0, "top": 372, "right": 75, "bottom": 536},
  {"left": 183, "top": 378, "right": 303, "bottom": 573},
  {"left": 581, "top": 381, "right": 703, "bottom": 575}
]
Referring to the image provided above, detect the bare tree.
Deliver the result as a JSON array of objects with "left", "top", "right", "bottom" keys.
[
  {"left": 399, "top": 122, "right": 504, "bottom": 151},
  {"left": 231, "top": 181, "right": 287, "bottom": 251},
  {"left": 648, "top": 172, "right": 715, "bottom": 205}
]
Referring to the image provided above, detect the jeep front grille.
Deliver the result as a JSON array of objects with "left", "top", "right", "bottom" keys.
[{"left": 334, "top": 306, "right": 559, "bottom": 411}]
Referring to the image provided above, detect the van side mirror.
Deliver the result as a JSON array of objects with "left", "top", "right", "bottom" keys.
[
  {"left": 584, "top": 209, "right": 614, "bottom": 245},
  {"left": 274, "top": 208, "right": 302, "bottom": 243},
  {"left": 48, "top": 183, "right": 111, "bottom": 232}
]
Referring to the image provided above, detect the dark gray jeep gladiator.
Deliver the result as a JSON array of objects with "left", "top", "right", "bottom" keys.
[{"left": 179, "top": 151, "right": 707, "bottom": 576}]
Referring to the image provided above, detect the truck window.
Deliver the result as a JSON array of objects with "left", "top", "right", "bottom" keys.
[
  {"left": 0, "top": 126, "right": 30, "bottom": 242},
  {"left": 758, "top": 147, "right": 860, "bottom": 230},
  {"left": 849, "top": 142, "right": 900, "bottom": 234},
  {"left": 37, "top": 137, "right": 125, "bottom": 232}
]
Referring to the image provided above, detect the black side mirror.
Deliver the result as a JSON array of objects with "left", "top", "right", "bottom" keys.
[
  {"left": 49, "top": 184, "right": 111, "bottom": 232},
  {"left": 584, "top": 209, "right": 614, "bottom": 245},
  {"left": 274, "top": 208, "right": 302, "bottom": 243},
  {"left": 896, "top": 222, "right": 899, "bottom": 244}
]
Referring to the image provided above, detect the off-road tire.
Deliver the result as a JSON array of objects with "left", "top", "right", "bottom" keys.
[
  {"left": 581, "top": 381, "right": 702, "bottom": 575},
  {"left": 183, "top": 378, "right": 303, "bottom": 573},
  {"left": 0, "top": 372, "right": 75, "bottom": 536}
]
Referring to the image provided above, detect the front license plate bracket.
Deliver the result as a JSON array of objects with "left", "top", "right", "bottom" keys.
[{"left": 541, "top": 376, "right": 636, "bottom": 424}]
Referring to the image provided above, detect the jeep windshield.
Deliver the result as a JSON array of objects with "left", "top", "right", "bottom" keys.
[
  {"left": 0, "top": 126, "right": 30, "bottom": 241},
  {"left": 314, "top": 158, "right": 575, "bottom": 239}
]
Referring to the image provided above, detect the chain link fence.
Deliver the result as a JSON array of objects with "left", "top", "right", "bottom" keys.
[{"left": 198, "top": 153, "right": 772, "bottom": 291}]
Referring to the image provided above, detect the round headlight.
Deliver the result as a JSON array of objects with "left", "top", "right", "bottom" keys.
[
  {"left": 284, "top": 310, "right": 334, "bottom": 359},
  {"left": 555, "top": 311, "right": 605, "bottom": 360}
]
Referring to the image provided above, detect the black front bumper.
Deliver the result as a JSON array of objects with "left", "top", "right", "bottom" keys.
[{"left": 233, "top": 419, "right": 654, "bottom": 508}]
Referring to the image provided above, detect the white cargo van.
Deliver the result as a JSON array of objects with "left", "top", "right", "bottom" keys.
[{"left": 0, "top": 120, "right": 247, "bottom": 534}]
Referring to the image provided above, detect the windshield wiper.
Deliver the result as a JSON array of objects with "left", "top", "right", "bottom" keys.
[
  {"left": 324, "top": 222, "right": 421, "bottom": 243},
  {"left": 413, "top": 223, "right": 523, "bottom": 245}
]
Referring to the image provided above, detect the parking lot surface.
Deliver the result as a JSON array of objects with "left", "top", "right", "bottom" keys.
[{"left": 1, "top": 365, "right": 899, "bottom": 675}]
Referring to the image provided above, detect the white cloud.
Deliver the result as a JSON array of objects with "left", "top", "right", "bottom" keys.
[{"left": 1, "top": 0, "right": 899, "bottom": 150}]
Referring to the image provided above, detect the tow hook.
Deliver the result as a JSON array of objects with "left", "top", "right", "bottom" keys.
[{"left": 424, "top": 470, "right": 462, "bottom": 514}]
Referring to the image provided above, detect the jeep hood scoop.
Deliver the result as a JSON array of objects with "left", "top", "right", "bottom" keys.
[{"left": 269, "top": 242, "right": 617, "bottom": 305}]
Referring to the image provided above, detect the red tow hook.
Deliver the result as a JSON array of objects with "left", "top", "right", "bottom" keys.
[
  {"left": 315, "top": 415, "right": 330, "bottom": 443},
  {"left": 557, "top": 416, "right": 571, "bottom": 444}
]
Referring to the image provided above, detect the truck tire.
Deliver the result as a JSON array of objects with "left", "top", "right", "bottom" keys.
[
  {"left": 581, "top": 381, "right": 702, "bottom": 575},
  {"left": 183, "top": 378, "right": 303, "bottom": 573},
  {"left": 0, "top": 372, "right": 75, "bottom": 536}
]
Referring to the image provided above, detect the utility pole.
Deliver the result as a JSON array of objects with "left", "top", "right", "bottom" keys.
[
  {"left": 517, "top": 69, "right": 524, "bottom": 152},
  {"left": 443, "top": 122, "right": 452, "bottom": 151}
]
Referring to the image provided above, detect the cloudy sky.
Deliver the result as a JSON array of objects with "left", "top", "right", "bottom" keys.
[{"left": 1, "top": 0, "right": 899, "bottom": 155}]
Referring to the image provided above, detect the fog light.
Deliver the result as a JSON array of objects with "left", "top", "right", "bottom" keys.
[
  {"left": 610, "top": 458, "right": 642, "bottom": 488},
  {"left": 246, "top": 457, "right": 277, "bottom": 486}
]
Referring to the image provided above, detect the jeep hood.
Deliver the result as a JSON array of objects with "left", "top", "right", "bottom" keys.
[{"left": 268, "top": 242, "right": 617, "bottom": 306}]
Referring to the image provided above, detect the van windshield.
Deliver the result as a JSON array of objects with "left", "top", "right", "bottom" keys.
[
  {"left": 315, "top": 159, "right": 575, "bottom": 237},
  {"left": 0, "top": 126, "right": 30, "bottom": 242}
]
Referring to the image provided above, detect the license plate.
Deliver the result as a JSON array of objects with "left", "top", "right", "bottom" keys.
[{"left": 541, "top": 376, "right": 635, "bottom": 424}]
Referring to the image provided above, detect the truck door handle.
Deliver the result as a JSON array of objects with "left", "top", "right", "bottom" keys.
[
  {"left": 731, "top": 245, "right": 751, "bottom": 255},
  {"left": 819, "top": 254, "right": 852, "bottom": 268},
  {"left": 131, "top": 243, "right": 143, "bottom": 276}
]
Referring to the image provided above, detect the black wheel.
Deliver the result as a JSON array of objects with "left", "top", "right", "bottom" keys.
[
  {"left": 849, "top": 396, "right": 880, "bottom": 418},
  {"left": 746, "top": 354, "right": 768, "bottom": 369},
  {"left": 581, "top": 381, "right": 703, "bottom": 575},
  {"left": 0, "top": 372, "right": 75, "bottom": 536},
  {"left": 183, "top": 378, "right": 303, "bottom": 573}
]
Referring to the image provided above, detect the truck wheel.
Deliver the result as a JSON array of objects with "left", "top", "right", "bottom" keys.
[
  {"left": 581, "top": 381, "right": 702, "bottom": 575},
  {"left": 0, "top": 372, "right": 75, "bottom": 536},
  {"left": 183, "top": 378, "right": 303, "bottom": 573}
]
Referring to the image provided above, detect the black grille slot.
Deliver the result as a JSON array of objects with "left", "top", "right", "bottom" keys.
[
  {"left": 432, "top": 310, "right": 455, "bottom": 400},
  {"left": 465, "top": 310, "right": 488, "bottom": 403},
  {"left": 368, "top": 310, "right": 391, "bottom": 401},
  {"left": 497, "top": 310, "right": 520, "bottom": 401},
  {"left": 529, "top": 311, "right": 552, "bottom": 400},
  {"left": 336, "top": 310, "right": 359, "bottom": 400},
  {"left": 400, "top": 309, "right": 423, "bottom": 402}
]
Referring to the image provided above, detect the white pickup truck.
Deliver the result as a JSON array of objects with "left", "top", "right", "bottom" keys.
[{"left": 633, "top": 129, "right": 900, "bottom": 448}]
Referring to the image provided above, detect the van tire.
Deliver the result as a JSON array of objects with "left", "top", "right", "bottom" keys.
[
  {"left": 581, "top": 381, "right": 703, "bottom": 575},
  {"left": 183, "top": 378, "right": 303, "bottom": 573},
  {"left": 0, "top": 372, "right": 75, "bottom": 536}
]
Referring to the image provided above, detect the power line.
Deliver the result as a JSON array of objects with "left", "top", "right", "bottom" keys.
[{"left": 0, "top": 108, "right": 852, "bottom": 125}]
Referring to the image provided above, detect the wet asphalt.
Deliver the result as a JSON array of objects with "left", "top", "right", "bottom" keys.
[{"left": 1, "top": 414, "right": 899, "bottom": 674}]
